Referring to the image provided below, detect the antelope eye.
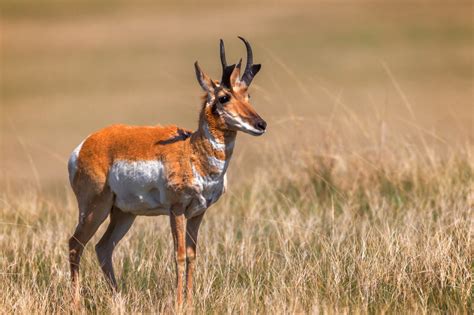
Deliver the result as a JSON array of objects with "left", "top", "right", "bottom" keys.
[{"left": 218, "top": 95, "right": 230, "bottom": 104}]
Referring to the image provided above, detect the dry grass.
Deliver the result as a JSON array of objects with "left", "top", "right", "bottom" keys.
[
  {"left": 1, "top": 128, "right": 472, "bottom": 313},
  {"left": 1, "top": 112, "right": 473, "bottom": 313},
  {"left": 1, "top": 1, "right": 473, "bottom": 313}
]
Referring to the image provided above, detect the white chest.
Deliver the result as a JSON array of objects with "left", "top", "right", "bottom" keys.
[{"left": 186, "top": 164, "right": 227, "bottom": 217}]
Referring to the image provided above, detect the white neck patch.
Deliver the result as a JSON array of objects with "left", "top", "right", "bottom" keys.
[{"left": 202, "top": 122, "right": 226, "bottom": 151}]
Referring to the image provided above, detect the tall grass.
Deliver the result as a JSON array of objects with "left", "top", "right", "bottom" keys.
[
  {"left": 1, "top": 123, "right": 472, "bottom": 313},
  {"left": 1, "top": 0, "right": 472, "bottom": 313}
]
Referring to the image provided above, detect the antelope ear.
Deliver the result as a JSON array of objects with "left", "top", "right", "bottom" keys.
[
  {"left": 194, "top": 61, "right": 216, "bottom": 92},
  {"left": 229, "top": 59, "right": 242, "bottom": 88}
]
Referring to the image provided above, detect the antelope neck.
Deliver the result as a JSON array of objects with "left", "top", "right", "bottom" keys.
[{"left": 191, "top": 117, "right": 236, "bottom": 178}]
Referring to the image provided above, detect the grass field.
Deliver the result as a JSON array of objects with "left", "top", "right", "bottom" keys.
[{"left": 1, "top": 0, "right": 473, "bottom": 313}]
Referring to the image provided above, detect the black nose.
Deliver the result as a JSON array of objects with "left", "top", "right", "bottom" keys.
[{"left": 255, "top": 119, "right": 267, "bottom": 131}]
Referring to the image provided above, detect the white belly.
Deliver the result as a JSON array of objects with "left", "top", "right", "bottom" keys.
[
  {"left": 108, "top": 159, "right": 228, "bottom": 217},
  {"left": 108, "top": 160, "right": 170, "bottom": 214}
]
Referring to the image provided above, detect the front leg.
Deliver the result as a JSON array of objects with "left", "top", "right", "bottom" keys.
[
  {"left": 169, "top": 209, "right": 186, "bottom": 308},
  {"left": 185, "top": 213, "right": 204, "bottom": 304}
]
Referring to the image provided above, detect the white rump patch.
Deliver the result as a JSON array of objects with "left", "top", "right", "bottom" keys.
[{"left": 67, "top": 139, "right": 86, "bottom": 185}]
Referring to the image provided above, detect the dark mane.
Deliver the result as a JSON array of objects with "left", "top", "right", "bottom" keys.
[{"left": 155, "top": 128, "right": 192, "bottom": 145}]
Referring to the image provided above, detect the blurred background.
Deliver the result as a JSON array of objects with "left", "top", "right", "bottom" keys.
[{"left": 1, "top": 0, "right": 473, "bottom": 189}]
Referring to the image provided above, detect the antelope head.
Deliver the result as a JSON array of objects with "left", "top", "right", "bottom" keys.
[{"left": 194, "top": 37, "right": 267, "bottom": 136}]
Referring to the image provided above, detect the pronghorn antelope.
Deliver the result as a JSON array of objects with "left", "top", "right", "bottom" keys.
[{"left": 67, "top": 37, "right": 266, "bottom": 306}]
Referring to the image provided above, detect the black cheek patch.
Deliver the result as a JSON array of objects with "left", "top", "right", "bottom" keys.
[{"left": 211, "top": 103, "right": 219, "bottom": 116}]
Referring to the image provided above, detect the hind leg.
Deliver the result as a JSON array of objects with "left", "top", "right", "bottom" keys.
[
  {"left": 95, "top": 206, "right": 135, "bottom": 290},
  {"left": 69, "top": 188, "right": 114, "bottom": 304}
]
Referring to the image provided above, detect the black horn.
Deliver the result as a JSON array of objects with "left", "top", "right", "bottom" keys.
[
  {"left": 238, "top": 36, "right": 261, "bottom": 86},
  {"left": 220, "top": 39, "right": 236, "bottom": 88}
]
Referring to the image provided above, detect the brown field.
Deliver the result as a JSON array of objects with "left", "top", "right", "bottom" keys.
[{"left": 1, "top": 0, "right": 473, "bottom": 313}]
